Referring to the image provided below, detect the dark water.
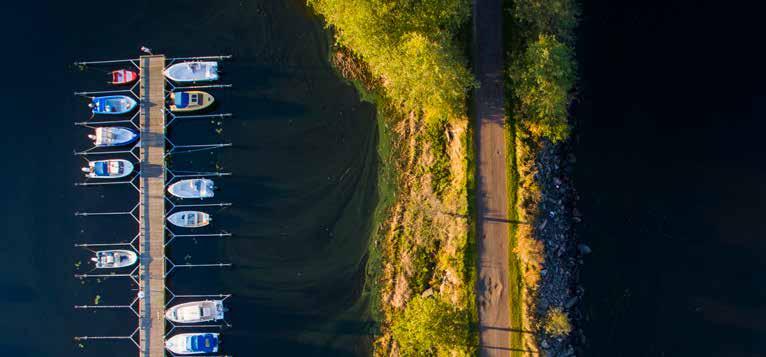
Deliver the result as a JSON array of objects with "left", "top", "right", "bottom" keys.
[
  {"left": 0, "top": 1, "right": 377, "bottom": 356},
  {"left": 576, "top": 0, "right": 766, "bottom": 355}
]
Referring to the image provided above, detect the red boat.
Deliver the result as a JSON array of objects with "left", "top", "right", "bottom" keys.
[{"left": 109, "top": 69, "right": 138, "bottom": 85}]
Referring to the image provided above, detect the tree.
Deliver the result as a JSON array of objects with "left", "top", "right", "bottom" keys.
[
  {"left": 510, "top": 0, "right": 579, "bottom": 44},
  {"left": 391, "top": 295, "right": 470, "bottom": 355},
  {"left": 307, "top": 0, "right": 476, "bottom": 119},
  {"left": 509, "top": 34, "right": 576, "bottom": 142}
]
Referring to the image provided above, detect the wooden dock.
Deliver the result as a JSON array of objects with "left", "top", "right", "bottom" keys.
[{"left": 138, "top": 55, "right": 167, "bottom": 357}]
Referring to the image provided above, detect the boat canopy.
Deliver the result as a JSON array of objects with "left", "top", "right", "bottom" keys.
[
  {"left": 168, "top": 179, "right": 214, "bottom": 199},
  {"left": 94, "top": 161, "right": 109, "bottom": 176},
  {"left": 189, "top": 334, "right": 217, "bottom": 353},
  {"left": 174, "top": 92, "right": 190, "bottom": 108}
]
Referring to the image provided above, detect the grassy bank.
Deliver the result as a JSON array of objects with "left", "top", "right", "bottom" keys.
[
  {"left": 505, "top": 121, "right": 525, "bottom": 355},
  {"left": 504, "top": 0, "right": 579, "bottom": 353},
  {"left": 309, "top": 1, "right": 478, "bottom": 355}
]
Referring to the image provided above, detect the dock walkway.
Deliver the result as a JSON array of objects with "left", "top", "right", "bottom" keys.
[{"left": 138, "top": 55, "right": 167, "bottom": 357}]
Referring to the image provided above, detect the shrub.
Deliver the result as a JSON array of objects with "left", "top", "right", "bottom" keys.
[
  {"left": 391, "top": 295, "right": 471, "bottom": 355},
  {"left": 543, "top": 307, "right": 572, "bottom": 337}
]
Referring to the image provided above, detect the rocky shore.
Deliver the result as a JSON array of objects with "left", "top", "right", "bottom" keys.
[{"left": 532, "top": 140, "right": 586, "bottom": 356}]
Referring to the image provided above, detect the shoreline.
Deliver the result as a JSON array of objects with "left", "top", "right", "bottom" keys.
[
  {"left": 529, "top": 139, "right": 584, "bottom": 355},
  {"left": 503, "top": 0, "right": 582, "bottom": 354},
  {"left": 309, "top": 0, "right": 581, "bottom": 355}
]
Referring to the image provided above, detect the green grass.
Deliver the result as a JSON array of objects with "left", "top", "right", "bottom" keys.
[
  {"left": 506, "top": 120, "right": 524, "bottom": 356},
  {"left": 424, "top": 116, "right": 452, "bottom": 198},
  {"left": 503, "top": 0, "right": 526, "bottom": 354},
  {"left": 365, "top": 102, "right": 400, "bottom": 325},
  {"left": 464, "top": 108, "right": 480, "bottom": 349}
]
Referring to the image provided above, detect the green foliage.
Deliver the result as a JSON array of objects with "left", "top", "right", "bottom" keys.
[
  {"left": 543, "top": 307, "right": 572, "bottom": 337},
  {"left": 307, "top": 0, "right": 476, "bottom": 118},
  {"left": 509, "top": 34, "right": 575, "bottom": 142},
  {"left": 425, "top": 116, "right": 451, "bottom": 197},
  {"left": 391, "top": 296, "right": 472, "bottom": 355},
  {"left": 510, "top": 0, "right": 579, "bottom": 44}
]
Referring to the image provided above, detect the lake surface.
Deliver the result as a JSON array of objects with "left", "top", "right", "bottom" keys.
[
  {"left": 575, "top": 0, "right": 766, "bottom": 355},
  {"left": 0, "top": 1, "right": 376, "bottom": 356}
]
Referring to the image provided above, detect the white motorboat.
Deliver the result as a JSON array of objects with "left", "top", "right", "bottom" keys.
[
  {"left": 82, "top": 159, "right": 134, "bottom": 179},
  {"left": 168, "top": 179, "right": 215, "bottom": 199},
  {"left": 165, "top": 300, "right": 225, "bottom": 324},
  {"left": 91, "top": 249, "right": 137, "bottom": 269},
  {"left": 165, "top": 333, "right": 219, "bottom": 355},
  {"left": 89, "top": 127, "right": 139, "bottom": 147},
  {"left": 167, "top": 211, "right": 211, "bottom": 228},
  {"left": 163, "top": 61, "right": 219, "bottom": 82}
]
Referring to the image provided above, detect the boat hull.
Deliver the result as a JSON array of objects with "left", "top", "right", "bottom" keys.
[
  {"left": 110, "top": 69, "right": 138, "bottom": 85},
  {"left": 165, "top": 333, "right": 219, "bottom": 355},
  {"left": 91, "top": 95, "right": 138, "bottom": 115},
  {"left": 93, "top": 127, "right": 139, "bottom": 147},
  {"left": 164, "top": 62, "right": 219, "bottom": 83},
  {"left": 85, "top": 159, "right": 134, "bottom": 179},
  {"left": 93, "top": 249, "right": 137, "bottom": 269},
  {"left": 170, "top": 91, "right": 215, "bottom": 112},
  {"left": 165, "top": 300, "right": 225, "bottom": 324},
  {"left": 167, "top": 211, "right": 211, "bottom": 228},
  {"left": 168, "top": 179, "right": 215, "bottom": 199}
]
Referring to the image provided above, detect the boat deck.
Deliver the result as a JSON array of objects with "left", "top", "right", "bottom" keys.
[{"left": 138, "top": 55, "right": 167, "bottom": 357}]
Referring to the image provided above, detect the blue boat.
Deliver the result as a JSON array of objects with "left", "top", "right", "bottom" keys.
[
  {"left": 82, "top": 159, "right": 134, "bottom": 179},
  {"left": 165, "top": 333, "right": 219, "bottom": 355},
  {"left": 90, "top": 95, "right": 137, "bottom": 115}
]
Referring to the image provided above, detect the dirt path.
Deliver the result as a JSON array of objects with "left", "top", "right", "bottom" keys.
[{"left": 472, "top": 0, "right": 512, "bottom": 355}]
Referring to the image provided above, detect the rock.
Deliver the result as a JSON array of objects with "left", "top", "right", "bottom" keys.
[
  {"left": 577, "top": 244, "right": 592, "bottom": 255},
  {"left": 565, "top": 296, "right": 579, "bottom": 309}
]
